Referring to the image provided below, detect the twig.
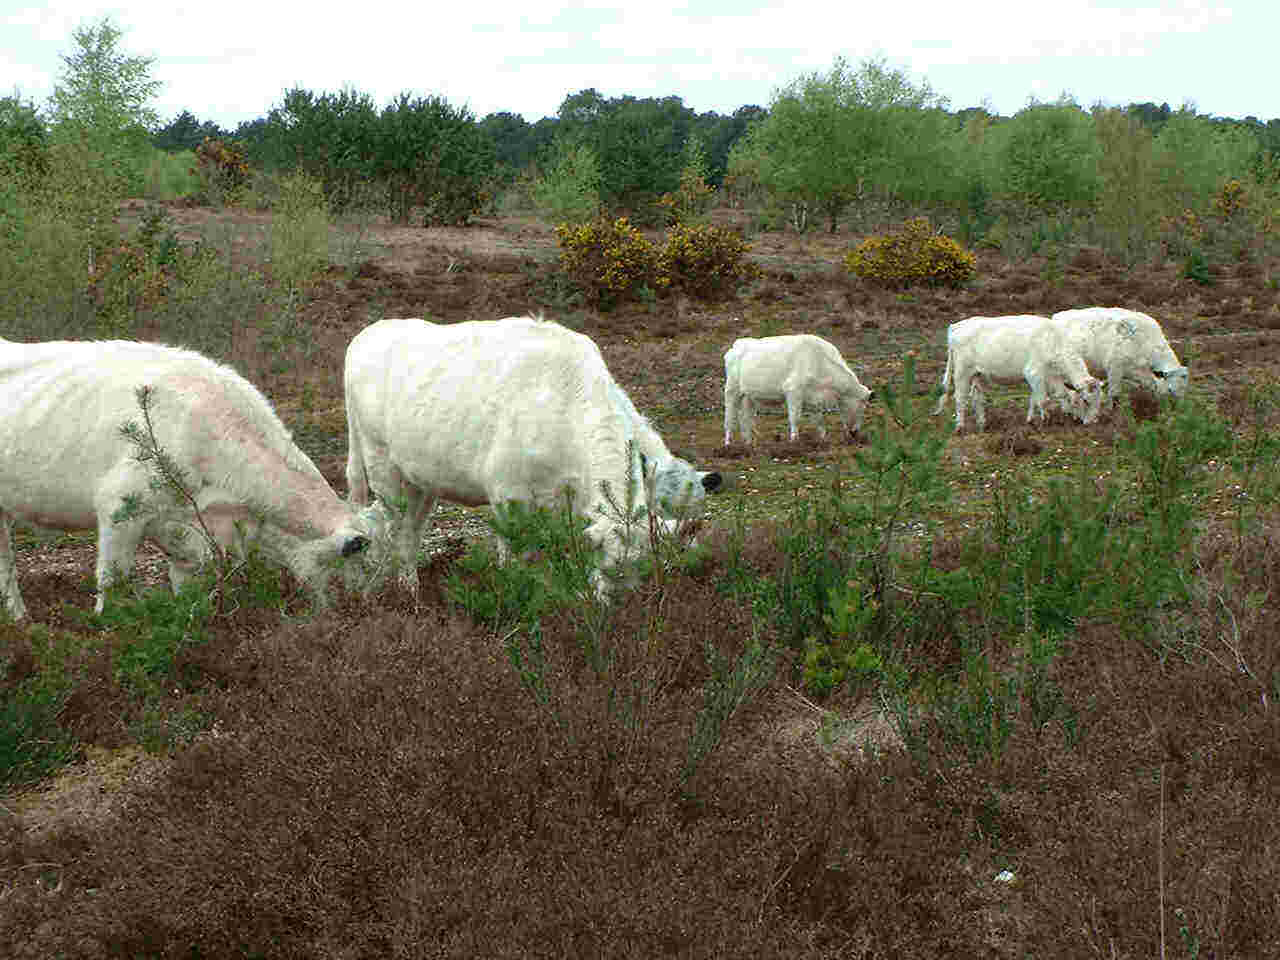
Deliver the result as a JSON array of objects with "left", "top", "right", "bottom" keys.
[
  {"left": 1159, "top": 761, "right": 1166, "bottom": 960},
  {"left": 758, "top": 847, "right": 802, "bottom": 925},
  {"left": 783, "top": 684, "right": 827, "bottom": 717}
]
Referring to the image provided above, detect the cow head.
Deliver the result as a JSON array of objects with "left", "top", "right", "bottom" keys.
[
  {"left": 651, "top": 454, "right": 723, "bottom": 518},
  {"left": 841, "top": 382, "right": 874, "bottom": 437},
  {"left": 1152, "top": 365, "right": 1189, "bottom": 397}
]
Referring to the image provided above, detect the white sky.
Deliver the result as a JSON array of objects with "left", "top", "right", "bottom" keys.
[{"left": 3, "top": 0, "right": 1277, "bottom": 130}]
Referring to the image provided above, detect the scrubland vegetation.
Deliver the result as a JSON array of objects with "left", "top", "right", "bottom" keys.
[{"left": 3, "top": 18, "right": 1280, "bottom": 958}]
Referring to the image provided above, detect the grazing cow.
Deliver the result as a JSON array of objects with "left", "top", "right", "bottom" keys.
[
  {"left": 934, "top": 315, "right": 1103, "bottom": 430},
  {"left": 723, "top": 333, "right": 873, "bottom": 445},
  {"left": 344, "top": 316, "right": 721, "bottom": 596},
  {"left": 1050, "top": 306, "right": 1189, "bottom": 409},
  {"left": 0, "top": 339, "right": 374, "bottom": 620}
]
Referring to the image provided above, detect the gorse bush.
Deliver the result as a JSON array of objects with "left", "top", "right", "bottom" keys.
[
  {"left": 845, "top": 217, "right": 977, "bottom": 289},
  {"left": 1214, "top": 178, "right": 1247, "bottom": 220},
  {"left": 555, "top": 217, "right": 761, "bottom": 307},
  {"left": 555, "top": 216, "right": 661, "bottom": 309},
  {"left": 191, "top": 136, "right": 250, "bottom": 203},
  {"left": 657, "top": 221, "right": 760, "bottom": 299}
]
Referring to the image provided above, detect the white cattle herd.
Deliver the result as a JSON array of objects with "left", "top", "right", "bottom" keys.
[{"left": 0, "top": 305, "right": 1183, "bottom": 619}]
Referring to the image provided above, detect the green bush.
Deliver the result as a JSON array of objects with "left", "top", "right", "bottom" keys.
[
  {"left": 554, "top": 216, "right": 661, "bottom": 309},
  {"left": 142, "top": 147, "right": 199, "bottom": 202},
  {"left": 531, "top": 139, "right": 602, "bottom": 225},
  {"left": 845, "top": 217, "right": 977, "bottom": 289},
  {"left": 657, "top": 221, "right": 760, "bottom": 299},
  {"left": 657, "top": 137, "right": 715, "bottom": 225}
]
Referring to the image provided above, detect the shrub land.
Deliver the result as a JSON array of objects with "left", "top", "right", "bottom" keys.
[{"left": 4, "top": 31, "right": 1280, "bottom": 957}]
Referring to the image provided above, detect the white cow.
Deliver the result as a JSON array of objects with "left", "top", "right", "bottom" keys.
[
  {"left": 934, "top": 315, "right": 1103, "bottom": 430},
  {"left": 0, "top": 339, "right": 375, "bottom": 620},
  {"left": 723, "top": 334, "right": 873, "bottom": 445},
  {"left": 344, "top": 316, "right": 721, "bottom": 596},
  {"left": 1050, "top": 306, "right": 1189, "bottom": 409}
]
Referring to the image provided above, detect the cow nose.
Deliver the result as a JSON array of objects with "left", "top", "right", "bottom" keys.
[
  {"left": 702, "top": 472, "right": 723, "bottom": 492},
  {"left": 342, "top": 535, "right": 369, "bottom": 557}
]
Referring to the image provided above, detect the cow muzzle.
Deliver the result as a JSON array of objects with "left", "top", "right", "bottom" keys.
[
  {"left": 342, "top": 534, "right": 370, "bottom": 557},
  {"left": 702, "top": 472, "right": 723, "bottom": 493}
]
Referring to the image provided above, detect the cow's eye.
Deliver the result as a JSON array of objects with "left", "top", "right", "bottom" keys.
[{"left": 1152, "top": 368, "right": 1167, "bottom": 378}]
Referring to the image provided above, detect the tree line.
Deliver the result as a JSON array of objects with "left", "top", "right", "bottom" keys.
[{"left": 4, "top": 18, "right": 1278, "bottom": 251}]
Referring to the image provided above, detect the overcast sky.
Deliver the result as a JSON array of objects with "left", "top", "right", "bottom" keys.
[{"left": 3, "top": 1, "right": 1277, "bottom": 131}]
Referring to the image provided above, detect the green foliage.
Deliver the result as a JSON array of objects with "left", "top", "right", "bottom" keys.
[
  {"left": 253, "top": 87, "right": 494, "bottom": 225},
  {"left": 89, "top": 579, "right": 215, "bottom": 694},
  {"left": 45, "top": 17, "right": 162, "bottom": 196},
  {"left": 0, "top": 626, "right": 84, "bottom": 787},
  {"left": 1093, "top": 106, "right": 1160, "bottom": 262},
  {"left": 683, "top": 633, "right": 777, "bottom": 783},
  {"left": 991, "top": 97, "right": 1101, "bottom": 214},
  {"left": 731, "top": 55, "right": 951, "bottom": 233},
  {"left": 0, "top": 93, "right": 49, "bottom": 184},
  {"left": 152, "top": 109, "right": 227, "bottom": 153},
  {"left": 657, "top": 222, "right": 760, "bottom": 299},
  {"left": 141, "top": 147, "right": 199, "bottom": 201},
  {"left": 554, "top": 216, "right": 661, "bottom": 309},
  {"left": 803, "top": 629, "right": 883, "bottom": 697},
  {"left": 379, "top": 92, "right": 495, "bottom": 226},
  {"left": 845, "top": 217, "right": 977, "bottom": 289},
  {"left": 1184, "top": 248, "right": 1213, "bottom": 284},
  {"left": 531, "top": 138, "right": 602, "bottom": 224},
  {"left": 658, "top": 136, "right": 715, "bottom": 224},
  {"left": 269, "top": 169, "right": 329, "bottom": 296},
  {"left": 557, "top": 89, "right": 692, "bottom": 215},
  {"left": 445, "top": 498, "right": 599, "bottom": 631},
  {"left": 1153, "top": 109, "right": 1258, "bottom": 215}
]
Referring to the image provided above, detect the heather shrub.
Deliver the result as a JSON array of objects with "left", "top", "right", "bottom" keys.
[
  {"left": 657, "top": 221, "right": 760, "bottom": 299},
  {"left": 554, "top": 215, "right": 661, "bottom": 309},
  {"left": 845, "top": 217, "right": 976, "bottom": 289},
  {"left": 0, "top": 625, "right": 83, "bottom": 788}
]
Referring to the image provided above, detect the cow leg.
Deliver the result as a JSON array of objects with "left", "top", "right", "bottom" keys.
[
  {"left": 393, "top": 484, "right": 435, "bottom": 596},
  {"left": 95, "top": 512, "right": 145, "bottom": 613},
  {"left": 723, "top": 384, "right": 739, "bottom": 446},
  {"left": 785, "top": 392, "right": 802, "bottom": 441},
  {"left": 0, "top": 507, "right": 27, "bottom": 621},
  {"left": 970, "top": 378, "right": 987, "bottom": 431},
  {"left": 953, "top": 370, "right": 970, "bottom": 430},
  {"left": 1025, "top": 367, "right": 1049, "bottom": 423},
  {"left": 739, "top": 396, "right": 755, "bottom": 445}
]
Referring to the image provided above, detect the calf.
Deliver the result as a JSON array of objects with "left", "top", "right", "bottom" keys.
[
  {"left": 934, "top": 315, "right": 1103, "bottom": 430},
  {"left": 723, "top": 333, "right": 873, "bottom": 444}
]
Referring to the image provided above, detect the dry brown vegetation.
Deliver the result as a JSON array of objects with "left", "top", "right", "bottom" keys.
[{"left": 4, "top": 204, "right": 1280, "bottom": 957}]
